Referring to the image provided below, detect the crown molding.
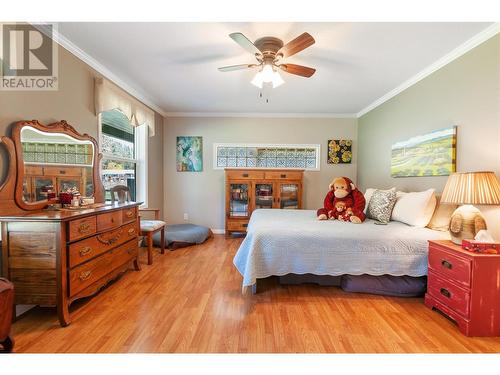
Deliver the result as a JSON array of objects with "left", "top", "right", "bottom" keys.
[
  {"left": 164, "top": 112, "right": 357, "bottom": 118},
  {"left": 34, "top": 23, "right": 168, "bottom": 118},
  {"left": 357, "top": 22, "right": 500, "bottom": 118},
  {"left": 34, "top": 22, "right": 499, "bottom": 121}
]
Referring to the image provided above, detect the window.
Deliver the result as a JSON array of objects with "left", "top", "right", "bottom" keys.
[
  {"left": 213, "top": 144, "right": 320, "bottom": 170},
  {"left": 99, "top": 109, "right": 148, "bottom": 204}
]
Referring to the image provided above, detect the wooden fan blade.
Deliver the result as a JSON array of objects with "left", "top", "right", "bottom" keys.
[
  {"left": 229, "top": 33, "right": 262, "bottom": 56},
  {"left": 218, "top": 64, "right": 256, "bottom": 72},
  {"left": 280, "top": 64, "right": 316, "bottom": 77},
  {"left": 277, "top": 32, "right": 315, "bottom": 58}
]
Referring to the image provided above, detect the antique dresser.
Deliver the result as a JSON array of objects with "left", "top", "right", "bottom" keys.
[{"left": 0, "top": 120, "right": 141, "bottom": 326}]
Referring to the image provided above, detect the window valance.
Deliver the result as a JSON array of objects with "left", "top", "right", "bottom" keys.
[{"left": 94, "top": 77, "right": 155, "bottom": 136}]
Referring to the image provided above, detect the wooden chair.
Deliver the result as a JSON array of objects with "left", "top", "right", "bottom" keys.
[{"left": 110, "top": 186, "right": 166, "bottom": 265}]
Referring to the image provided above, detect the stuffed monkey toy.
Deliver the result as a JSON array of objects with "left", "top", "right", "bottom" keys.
[{"left": 316, "top": 176, "right": 366, "bottom": 223}]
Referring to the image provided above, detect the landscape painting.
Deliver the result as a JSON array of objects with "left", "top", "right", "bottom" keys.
[
  {"left": 391, "top": 127, "right": 456, "bottom": 177},
  {"left": 176, "top": 136, "right": 203, "bottom": 172}
]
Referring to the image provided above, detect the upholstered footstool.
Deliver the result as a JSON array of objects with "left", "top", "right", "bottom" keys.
[
  {"left": 151, "top": 224, "right": 212, "bottom": 250},
  {"left": 140, "top": 219, "right": 166, "bottom": 265}
]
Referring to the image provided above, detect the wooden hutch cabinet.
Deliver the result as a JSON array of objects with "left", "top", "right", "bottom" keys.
[{"left": 225, "top": 169, "right": 304, "bottom": 235}]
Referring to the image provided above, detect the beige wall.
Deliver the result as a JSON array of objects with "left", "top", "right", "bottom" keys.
[
  {"left": 358, "top": 35, "right": 500, "bottom": 239},
  {"left": 163, "top": 117, "right": 357, "bottom": 230},
  {"left": 0, "top": 47, "right": 164, "bottom": 214}
]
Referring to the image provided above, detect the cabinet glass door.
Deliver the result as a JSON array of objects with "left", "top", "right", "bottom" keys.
[
  {"left": 32, "top": 177, "right": 55, "bottom": 201},
  {"left": 279, "top": 183, "right": 299, "bottom": 209},
  {"left": 255, "top": 183, "right": 273, "bottom": 209},
  {"left": 229, "top": 183, "right": 250, "bottom": 217},
  {"left": 57, "top": 177, "right": 81, "bottom": 194}
]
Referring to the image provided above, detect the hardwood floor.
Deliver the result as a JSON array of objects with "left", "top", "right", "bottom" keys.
[{"left": 11, "top": 235, "right": 500, "bottom": 353}]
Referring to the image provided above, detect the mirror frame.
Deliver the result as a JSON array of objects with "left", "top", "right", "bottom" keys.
[{"left": 12, "top": 120, "right": 105, "bottom": 211}]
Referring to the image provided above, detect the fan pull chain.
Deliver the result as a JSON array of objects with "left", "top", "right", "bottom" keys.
[{"left": 259, "top": 86, "right": 271, "bottom": 103}]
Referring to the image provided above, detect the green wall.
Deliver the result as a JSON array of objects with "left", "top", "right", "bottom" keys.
[{"left": 357, "top": 34, "right": 500, "bottom": 238}]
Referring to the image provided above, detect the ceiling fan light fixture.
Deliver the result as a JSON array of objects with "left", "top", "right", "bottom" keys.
[
  {"left": 261, "top": 64, "right": 275, "bottom": 83},
  {"left": 271, "top": 70, "right": 285, "bottom": 88},
  {"left": 251, "top": 71, "right": 264, "bottom": 88}
]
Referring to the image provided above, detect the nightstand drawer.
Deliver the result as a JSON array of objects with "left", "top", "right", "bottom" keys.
[
  {"left": 428, "top": 244, "right": 471, "bottom": 287},
  {"left": 428, "top": 271, "right": 470, "bottom": 318}
]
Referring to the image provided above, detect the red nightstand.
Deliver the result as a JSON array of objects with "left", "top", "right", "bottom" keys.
[{"left": 425, "top": 240, "right": 500, "bottom": 336}]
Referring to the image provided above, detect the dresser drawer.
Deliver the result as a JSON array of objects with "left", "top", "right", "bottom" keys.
[
  {"left": 69, "top": 239, "right": 138, "bottom": 297},
  {"left": 122, "top": 207, "right": 137, "bottom": 224},
  {"left": 69, "top": 216, "right": 97, "bottom": 242},
  {"left": 427, "top": 271, "right": 470, "bottom": 318},
  {"left": 227, "top": 220, "right": 248, "bottom": 232},
  {"left": 428, "top": 244, "right": 471, "bottom": 287},
  {"left": 68, "top": 221, "right": 139, "bottom": 268},
  {"left": 97, "top": 211, "right": 122, "bottom": 232},
  {"left": 226, "top": 170, "right": 264, "bottom": 180},
  {"left": 264, "top": 171, "right": 302, "bottom": 180}
]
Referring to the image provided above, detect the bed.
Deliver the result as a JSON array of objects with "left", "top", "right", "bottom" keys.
[{"left": 233, "top": 209, "right": 449, "bottom": 292}]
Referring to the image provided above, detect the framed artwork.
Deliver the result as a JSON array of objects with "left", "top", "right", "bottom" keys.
[
  {"left": 176, "top": 136, "right": 203, "bottom": 172},
  {"left": 327, "top": 139, "right": 352, "bottom": 164},
  {"left": 391, "top": 126, "right": 456, "bottom": 177}
]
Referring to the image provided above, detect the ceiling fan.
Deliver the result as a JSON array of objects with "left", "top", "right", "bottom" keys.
[{"left": 218, "top": 32, "right": 316, "bottom": 88}]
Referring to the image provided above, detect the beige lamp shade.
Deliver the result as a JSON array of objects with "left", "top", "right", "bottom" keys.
[{"left": 441, "top": 171, "right": 500, "bottom": 205}]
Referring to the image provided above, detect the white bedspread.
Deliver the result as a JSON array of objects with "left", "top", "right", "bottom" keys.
[{"left": 233, "top": 209, "right": 449, "bottom": 287}]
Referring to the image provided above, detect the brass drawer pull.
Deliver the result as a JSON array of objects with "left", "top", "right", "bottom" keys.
[
  {"left": 125, "top": 210, "right": 134, "bottom": 218},
  {"left": 78, "top": 223, "right": 91, "bottom": 234},
  {"left": 242, "top": 223, "right": 248, "bottom": 228},
  {"left": 128, "top": 228, "right": 136, "bottom": 236},
  {"left": 79, "top": 270, "right": 92, "bottom": 281},
  {"left": 79, "top": 246, "right": 92, "bottom": 257},
  {"left": 440, "top": 288, "right": 451, "bottom": 298},
  {"left": 97, "top": 229, "right": 123, "bottom": 245},
  {"left": 441, "top": 260, "right": 453, "bottom": 269},
  {"left": 242, "top": 173, "right": 249, "bottom": 177},
  {"left": 280, "top": 174, "right": 286, "bottom": 178}
]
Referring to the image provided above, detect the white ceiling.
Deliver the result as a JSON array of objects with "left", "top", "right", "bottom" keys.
[{"left": 58, "top": 22, "right": 493, "bottom": 115}]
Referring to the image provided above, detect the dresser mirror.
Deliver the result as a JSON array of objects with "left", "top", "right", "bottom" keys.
[{"left": 9, "top": 120, "right": 105, "bottom": 211}]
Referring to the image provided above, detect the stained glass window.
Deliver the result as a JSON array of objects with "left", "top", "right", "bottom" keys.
[{"left": 214, "top": 144, "right": 320, "bottom": 170}]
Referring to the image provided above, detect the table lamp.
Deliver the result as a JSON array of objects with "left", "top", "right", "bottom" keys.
[{"left": 441, "top": 171, "right": 500, "bottom": 245}]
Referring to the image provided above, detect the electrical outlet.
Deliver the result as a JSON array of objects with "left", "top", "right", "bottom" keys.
[{"left": 183, "top": 213, "right": 189, "bottom": 221}]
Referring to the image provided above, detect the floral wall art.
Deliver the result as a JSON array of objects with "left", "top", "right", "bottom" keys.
[{"left": 327, "top": 139, "right": 352, "bottom": 164}]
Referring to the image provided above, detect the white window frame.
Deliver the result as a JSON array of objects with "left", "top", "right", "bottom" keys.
[
  {"left": 213, "top": 143, "right": 321, "bottom": 171},
  {"left": 98, "top": 113, "right": 148, "bottom": 207}
]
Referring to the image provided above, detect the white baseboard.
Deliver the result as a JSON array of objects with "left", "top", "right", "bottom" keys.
[{"left": 211, "top": 229, "right": 226, "bottom": 235}]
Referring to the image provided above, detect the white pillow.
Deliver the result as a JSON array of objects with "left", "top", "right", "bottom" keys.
[
  {"left": 391, "top": 189, "right": 437, "bottom": 227},
  {"left": 363, "top": 188, "right": 376, "bottom": 214}
]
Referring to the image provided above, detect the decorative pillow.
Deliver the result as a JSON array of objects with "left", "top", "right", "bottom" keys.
[
  {"left": 364, "top": 187, "right": 396, "bottom": 214},
  {"left": 426, "top": 195, "right": 457, "bottom": 231},
  {"left": 366, "top": 188, "right": 397, "bottom": 223},
  {"left": 391, "top": 189, "right": 437, "bottom": 227}
]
